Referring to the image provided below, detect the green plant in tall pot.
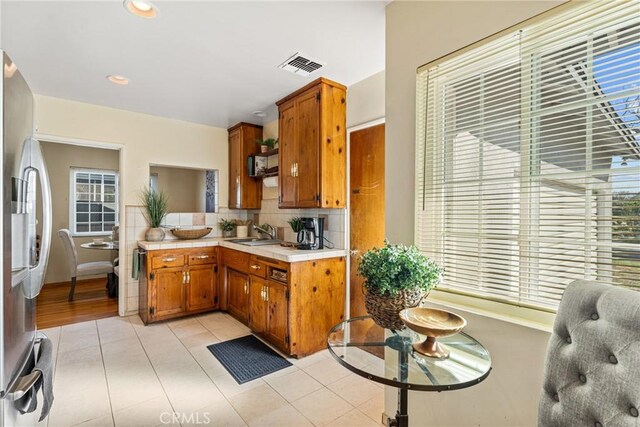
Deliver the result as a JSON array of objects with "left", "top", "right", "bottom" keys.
[
  {"left": 358, "top": 242, "right": 443, "bottom": 329},
  {"left": 140, "top": 187, "right": 169, "bottom": 242}
]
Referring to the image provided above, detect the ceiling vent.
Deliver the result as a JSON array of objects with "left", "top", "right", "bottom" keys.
[{"left": 278, "top": 52, "right": 325, "bottom": 77}]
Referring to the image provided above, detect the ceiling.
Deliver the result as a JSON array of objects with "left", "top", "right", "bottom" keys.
[{"left": 1, "top": 1, "right": 386, "bottom": 128}]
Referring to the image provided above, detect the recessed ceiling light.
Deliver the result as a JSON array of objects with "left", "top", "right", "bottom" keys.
[
  {"left": 123, "top": 0, "right": 158, "bottom": 19},
  {"left": 107, "top": 75, "right": 130, "bottom": 85},
  {"left": 252, "top": 111, "right": 266, "bottom": 118}
]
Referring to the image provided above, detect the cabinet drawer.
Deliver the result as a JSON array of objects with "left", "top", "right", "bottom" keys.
[
  {"left": 151, "top": 253, "right": 185, "bottom": 269},
  {"left": 251, "top": 255, "right": 289, "bottom": 272},
  {"left": 222, "top": 248, "right": 250, "bottom": 273},
  {"left": 188, "top": 249, "right": 217, "bottom": 266},
  {"left": 248, "top": 260, "right": 267, "bottom": 278}
]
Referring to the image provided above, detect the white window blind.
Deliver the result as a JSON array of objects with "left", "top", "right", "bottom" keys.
[
  {"left": 70, "top": 169, "right": 119, "bottom": 236},
  {"left": 416, "top": 0, "right": 640, "bottom": 310}
]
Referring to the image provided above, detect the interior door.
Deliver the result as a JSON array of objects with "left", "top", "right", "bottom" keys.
[
  {"left": 266, "top": 281, "right": 288, "bottom": 349},
  {"left": 152, "top": 267, "right": 186, "bottom": 319},
  {"left": 227, "top": 268, "right": 249, "bottom": 323},
  {"left": 228, "top": 129, "right": 241, "bottom": 209},
  {"left": 350, "top": 124, "right": 385, "bottom": 318},
  {"left": 279, "top": 100, "right": 297, "bottom": 208},
  {"left": 249, "top": 276, "right": 267, "bottom": 333},
  {"left": 186, "top": 264, "right": 216, "bottom": 312},
  {"left": 295, "top": 88, "right": 320, "bottom": 207}
]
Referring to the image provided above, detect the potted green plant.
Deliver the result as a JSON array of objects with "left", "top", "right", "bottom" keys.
[
  {"left": 256, "top": 138, "right": 278, "bottom": 153},
  {"left": 287, "top": 217, "right": 303, "bottom": 233},
  {"left": 218, "top": 218, "right": 236, "bottom": 238},
  {"left": 140, "top": 187, "right": 169, "bottom": 242},
  {"left": 358, "top": 241, "right": 443, "bottom": 329}
]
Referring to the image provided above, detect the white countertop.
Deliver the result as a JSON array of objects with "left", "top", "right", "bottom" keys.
[{"left": 137, "top": 237, "right": 346, "bottom": 263}]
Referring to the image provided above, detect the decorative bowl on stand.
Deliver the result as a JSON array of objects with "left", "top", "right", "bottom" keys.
[{"left": 399, "top": 307, "right": 467, "bottom": 359}]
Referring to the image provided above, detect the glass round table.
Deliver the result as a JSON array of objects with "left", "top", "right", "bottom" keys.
[{"left": 327, "top": 316, "right": 492, "bottom": 427}]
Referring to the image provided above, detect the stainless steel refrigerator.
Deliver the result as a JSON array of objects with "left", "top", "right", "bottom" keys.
[{"left": 0, "top": 51, "right": 52, "bottom": 426}]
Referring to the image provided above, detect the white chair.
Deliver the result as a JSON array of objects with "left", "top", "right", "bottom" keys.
[{"left": 57, "top": 229, "right": 113, "bottom": 301}]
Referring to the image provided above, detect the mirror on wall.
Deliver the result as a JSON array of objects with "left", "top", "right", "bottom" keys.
[{"left": 149, "top": 165, "right": 218, "bottom": 213}]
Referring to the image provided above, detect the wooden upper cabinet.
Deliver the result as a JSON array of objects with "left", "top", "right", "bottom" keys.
[
  {"left": 277, "top": 78, "right": 347, "bottom": 209},
  {"left": 228, "top": 122, "right": 262, "bottom": 209}
]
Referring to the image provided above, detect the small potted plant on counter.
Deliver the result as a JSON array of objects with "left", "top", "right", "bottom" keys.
[
  {"left": 140, "top": 187, "right": 169, "bottom": 242},
  {"left": 256, "top": 138, "right": 278, "bottom": 153},
  {"left": 357, "top": 241, "right": 443, "bottom": 329},
  {"left": 218, "top": 218, "right": 236, "bottom": 238}
]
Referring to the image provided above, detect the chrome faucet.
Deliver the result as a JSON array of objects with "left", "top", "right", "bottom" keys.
[{"left": 253, "top": 223, "right": 276, "bottom": 240}]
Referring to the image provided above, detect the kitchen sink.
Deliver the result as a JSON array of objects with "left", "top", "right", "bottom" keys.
[{"left": 228, "top": 238, "right": 281, "bottom": 246}]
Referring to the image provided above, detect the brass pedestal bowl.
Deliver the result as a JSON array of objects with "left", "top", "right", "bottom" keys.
[{"left": 399, "top": 308, "right": 467, "bottom": 359}]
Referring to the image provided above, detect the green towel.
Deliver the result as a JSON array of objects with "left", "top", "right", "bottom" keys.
[{"left": 132, "top": 248, "right": 140, "bottom": 280}]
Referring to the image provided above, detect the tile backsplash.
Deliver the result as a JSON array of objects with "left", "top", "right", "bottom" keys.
[{"left": 122, "top": 183, "right": 347, "bottom": 316}]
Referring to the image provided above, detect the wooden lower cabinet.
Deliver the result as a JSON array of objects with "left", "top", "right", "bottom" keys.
[
  {"left": 153, "top": 267, "right": 186, "bottom": 319},
  {"left": 265, "top": 280, "right": 288, "bottom": 349},
  {"left": 139, "top": 247, "right": 218, "bottom": 324},
  {"left": 224, "top": 251, "right": 345, "bottom": 357},
  {"left": 227, "top": 269, "right": 250, "bottom": 324}
]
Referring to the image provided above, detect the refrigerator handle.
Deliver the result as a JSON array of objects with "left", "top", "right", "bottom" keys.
[{"left": 24, "top": 138, "right": 52, "bottom": 299}]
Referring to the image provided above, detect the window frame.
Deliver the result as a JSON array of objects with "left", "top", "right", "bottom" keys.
[{"left": 69, "top": 167, "right": 120, "bottom": 237}]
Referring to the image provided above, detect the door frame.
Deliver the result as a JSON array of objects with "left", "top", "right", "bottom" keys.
[
  {"left": 345, "top": 117, "right": 385, "bottom": 320},
  {"left": 34, "top": 132, "right": 127, "bottom": 316}
]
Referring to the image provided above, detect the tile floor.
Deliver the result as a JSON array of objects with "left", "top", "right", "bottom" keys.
[{"left": 39, "top": 313, "right": 385, "bottom": 427}]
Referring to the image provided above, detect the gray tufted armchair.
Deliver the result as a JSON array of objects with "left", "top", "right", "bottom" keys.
[{"left": 539, "top": 280, "right": 640, "bottom": 427}]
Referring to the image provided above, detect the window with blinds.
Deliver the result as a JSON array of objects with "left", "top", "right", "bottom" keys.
[{"left": 415, "top": 0, "right": 640, "bottom": 310}]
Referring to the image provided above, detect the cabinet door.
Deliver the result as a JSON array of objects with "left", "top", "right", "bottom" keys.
[
  {"left": 227, "top": 268, "right": 250, "bottom": 324},
  {"left": 279, "top": 100, "right": 297, "bottom": 208},
  {"left": 266, "top": 281, "right": 289, "bottom": 349},
  {"left": 228, "top": 129, "right": 242, "bottom": 209},
  {"left": 152, "top": 267, "right": 186, "bottom": 320},
  {"left": 295, "top": 88, "right": 320, "bottom": 207},
  {"left": 186, "top": 264, "right": 217, "bottom": 312},
  {"left": 249, "top": 276, "right": 267, "bottom": 334}
]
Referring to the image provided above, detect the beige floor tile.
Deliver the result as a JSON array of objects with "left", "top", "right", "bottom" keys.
[
  {"left": 357, "top": 393, "right": 385, "bottom": 424},
  {"left": 101, "top": 336, "right": 165, "bottom": 412},
  {"left": 57, "top": 321, "right": 99, "bottom": 355},
  {"left": 212, "top": 372, "right": 266, "bottom": 398},
  {"left": 48, "top": 345, "right": 111, "bottom": 426},
  {"left": 290, "top": 350, "right": 331, "bottom": 369},
  {"left": 168, "top": 318, "right": 210, "bottom": 339},
  {"left": 229, "top": 384, "right": 312, "bottom": 427},
  {"left": 113, "top": 395, "right": 176, "bottom": 427},
  {"left": 327, "top": 374, "right": 384, "bottom": 406},
  {"left": 302, "top": 357, "right": 352, "bottom": 386},
  {"left": 326, "top": 409, "right": 379, "bottom": 427},
  {"left": 265, "top": 369, "right": 323, "bottom": 402},
  {"left": 210, "top": 324, "right": 250, "bottom": 342},
  {"left": 179, "top": 330, "right": 220, "bottom": 349},
  {"left": 188, "top": 346, "right": 229, "bottom": 379},
  {"left": 73, "top": 414, "right": 115, "bottom": 426},
  {"left": 97, "top": 316, "right": 137, "bottom": 345},
  {"left": 197, "top": 312, "right": 241, "bottom": 331},
  {"left": 291, "top": 388, "right": 353, "bottom": 426},
  {"left": 260, "top": 364, "right": 299, "bottom": 382},
  {"left": 183, "top": 399, "right": 247, "bottom": 427}
]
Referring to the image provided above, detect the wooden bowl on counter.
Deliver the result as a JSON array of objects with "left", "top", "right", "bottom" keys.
[
  {"left": 399, "top": 307, "right": 466, "bottom": 359},
  {"left": 170, "top": 227, "right": 212, "bottom": 240}
]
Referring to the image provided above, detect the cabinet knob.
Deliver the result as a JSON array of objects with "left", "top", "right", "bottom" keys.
[
  {"left": 250, "top": 264, "right": 261, "bottom": 270},
  {"left": 195, "top": 255, "right": 209, "bottom": 260},
  {"left": 162, "top": 257, "right": 176, "bottom": 262}
]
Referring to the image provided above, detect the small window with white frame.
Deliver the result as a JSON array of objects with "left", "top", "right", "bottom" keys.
[{"left": 69, "top": 168, "right": 119, "bottom": 236}]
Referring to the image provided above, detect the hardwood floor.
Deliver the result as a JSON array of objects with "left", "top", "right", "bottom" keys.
[{"left": 37, "top": 278, "right": 119, "bottom": 329}]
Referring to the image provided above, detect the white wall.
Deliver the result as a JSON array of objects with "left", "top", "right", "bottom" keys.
[
  {"left": 385, "top": 1, "right": 567, "bottom": 425},
  {"left": 347, "top": 70, "right": 385, "bottom": 129},
  {"left": 34, "top": 95, "right": 229, "bottom": 207}
]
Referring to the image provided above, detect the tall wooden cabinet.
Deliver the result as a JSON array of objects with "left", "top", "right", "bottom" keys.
[
  {"left": 228, "top": 122, "right": 262, "bottom": 209},
  {"left": 276, "top": 78, "right": 347, "bottom": 209}
]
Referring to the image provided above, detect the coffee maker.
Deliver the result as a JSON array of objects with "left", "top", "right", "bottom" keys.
[{"left": 296, "top": 217, "right": 324, "bottom": 250}]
